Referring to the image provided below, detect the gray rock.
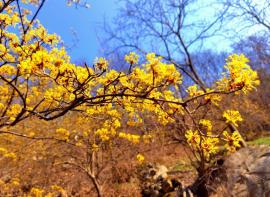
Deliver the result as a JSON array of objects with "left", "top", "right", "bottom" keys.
[{"left": 213, "top": 145, "right": 270, "bottom": 197}]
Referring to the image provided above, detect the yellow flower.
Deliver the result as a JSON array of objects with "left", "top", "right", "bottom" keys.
[
  {"left": 186, "top": 85, "right": 204, "bottom": 97},
  {"left": 142, "top": 134, "right": 153, "bottom": 143},
  {"left": 205, "top": 88, "right": 222, "bottom": 105},
  {"left": 201, "top": 137, "right": 219, "bottom": 159},
  {"left": 51, "top": 184, "right": 64, "bottom": 192},
  {"left": 94, "top": 57, "right": 108, "bottom": 70},
  {"left": 185, "top": 130, "right": 200, "bottom": 146},
  {"left": 56, "top": 128, "right": 70, "bottom": 141},
  {"left": 6, "top": 104, "right": 22, "bottom": 121},
  {"left": 125, "top": 52, "right": 139, "bottom": 64},
  {"left": 199, "top": 119, "right": 212, "bottom": 132},
  {"left": 223, "top": 110, "right": 243, "bottom": 127},
  {"left": 11, "top": 178, "right": 20, "bottom": 186},
  {"left": 95, "top": 128, "right": 110, "bottom": 141},
  {"left": 119, "top": 132, "right": 140, "bottom": 144},
  {"left": 30, "top": 187, "right": 44, "bottom": 197},
  {"left": 4, "top": 152, "right": 17, "bottom": 160},
  {"left": 223, "top": 131, "right": 241, "bottom": 152},
  {"left": 92, "top": 143, "right": 99, "bottom": 151},
  {"left": 136, "top": 153, "right": 145, "bottom": 163},
  {"left": 0, "top": 147, "right": 7, "bottom": 154},
  {"left": 185, "top": 129, "right": 220, "bottom": 159}
]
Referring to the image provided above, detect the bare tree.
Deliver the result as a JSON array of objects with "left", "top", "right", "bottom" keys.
[
  {"left": 233, "top": 34, "right": 270, "bottom": 71},
  {"left": 223, "top": 0, "right": 270, "bottom": 37},
  {"left": 191, "top": 50, "right": 228, "bottom": 86},
  {"left": 101, "top": 0, "right": 230, "bottom": 89}
]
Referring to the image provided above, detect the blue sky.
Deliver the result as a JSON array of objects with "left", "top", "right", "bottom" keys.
[
  {"left": 36, "top": 0, "right": 118, "bottom": 63},
  {"left": 35, "top": 0, "right": 264, "bottom": 65}
]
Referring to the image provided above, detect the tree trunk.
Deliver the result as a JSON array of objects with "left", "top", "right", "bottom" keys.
[
  {"left": 191, "top": 171, "right": 209, "bottom": 197},
  {"left": 88, "top": 173, "right": 103, "bottom": 197}
]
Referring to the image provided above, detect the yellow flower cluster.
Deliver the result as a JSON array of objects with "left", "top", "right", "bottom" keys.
[
  {"left": 0, "top": 13, "right": 20, "bottom": 27},
  {"left": 30, "top": 187, "right": 44, "bottom": 197},
  {"left": 0, "top": 147, "right": 16, "bottom": 160},
  {"left": 6, "top": 104, "right": 22, "bottom": 122},
  {"left": 0, "top": 7, "right": 184, "bottom": 131},
  {"left": 223, "top": 110, "right": 243, "bottom": 127},
  {"left": 50, "top": 184, "right": 65, "bottom": 193},
  {"left": 217, "top": 54, "right": 260, "bottom": 94},
  {"left": 95, "top": 128, "right": 112, "bottom": 141},
  {"left": 142, "top": 134, "right": 153, "bottom": 143},
  {"left": 185, "top": 114, "right": 245, "bottom": 160},
  {"left": 119, "top": 132, "right": 140, "bottom": 144},
  {"left": 145, "top": 53, "right": 182, "bottom": 85},
  {"left": 0, "top": 175, "right": 66, "bottom": 196},
  {"left": 186, "top": 85, "right": 204, "bottom": 97},
  {"left": 185, "top": 130, "right": 219, "bottom": 159},
  {"left": 55, "top": 128, "right": 70, "bottom": 141},
  {"left": 185, "top": 127, "right": 243, "bottom": 160}
]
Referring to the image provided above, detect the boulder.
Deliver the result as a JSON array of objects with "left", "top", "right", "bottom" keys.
[{"left": 212, "top": 145, "right": 270, "bottom": 197}]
